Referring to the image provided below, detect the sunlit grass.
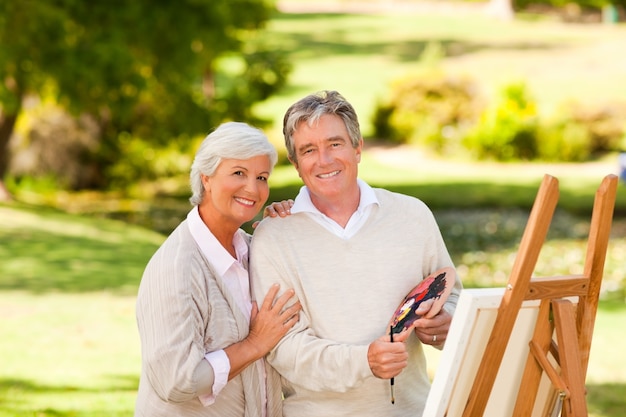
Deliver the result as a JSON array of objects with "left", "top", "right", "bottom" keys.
[
  {"left": 2, "top": 192, "right": 625, "bottom": 416},
  {"left": 0, "top": 205, "right": 163, "bottom": 294},
  {"left": 0, "top": 292, "right": 140, "bottom": 416}
]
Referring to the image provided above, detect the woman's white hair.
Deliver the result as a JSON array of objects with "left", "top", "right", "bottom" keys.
[{"left": 189, "top": 122, "right": 278, "bottom": 206}]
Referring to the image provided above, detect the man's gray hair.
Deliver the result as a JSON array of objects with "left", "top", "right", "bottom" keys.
[{"left": 189, "top": 122, "right": 277, "bottom": 206}]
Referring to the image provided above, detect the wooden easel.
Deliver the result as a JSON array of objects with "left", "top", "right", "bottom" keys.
[{"left": 462, "top": 174, "right": 618, "bottom": 417}]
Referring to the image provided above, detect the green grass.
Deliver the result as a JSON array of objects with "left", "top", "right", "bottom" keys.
[
  {"left": 0, "top": 205, "right": 163, "bottom": 294},
  {"left": 0, "top": 292, "right": 140, "bottom": 417},
  {"left": 2, "top": 173, "right": 626, "bottom": 415},
  {"left": 0, "top": 205, "right": 154, "bottom": 416}
]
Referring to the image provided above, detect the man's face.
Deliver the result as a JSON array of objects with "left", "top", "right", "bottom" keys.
[{"left": 290, "top": 114, "right": 362, "bottom": 204}]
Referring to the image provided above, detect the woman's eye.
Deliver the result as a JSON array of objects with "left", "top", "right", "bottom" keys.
[
  {"left": 257, "top": 176, "right": 268, "bottom": 182},
  {"left": 233, "top": 171, "right": 244, "bottom": 176}
]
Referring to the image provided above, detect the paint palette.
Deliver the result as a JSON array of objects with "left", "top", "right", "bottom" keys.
[{"left": 389, "top": 266, "right": 455, "bottom": 333}]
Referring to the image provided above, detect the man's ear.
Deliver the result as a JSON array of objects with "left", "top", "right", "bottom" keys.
[
  {"left": 288, "top": 156, "right": 298, "bottom": 170},
  {"left": 355, "top": 138, "right": 364, "bottom": 162},
  {"left": 288, "top": 156, "right": 302, "bottom": 178}
]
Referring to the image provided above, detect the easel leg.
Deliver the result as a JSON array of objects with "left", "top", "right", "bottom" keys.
[
  {"left": 552, "top": 299, "right": 588, "bottom": 417},
  {"left": 512, "top": 300, "right": 553, "bottom": 416}
]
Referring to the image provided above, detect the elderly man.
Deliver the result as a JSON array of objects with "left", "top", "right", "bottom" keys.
[{"left": 250, "top": 90, "right": 462, "bottom": 417}]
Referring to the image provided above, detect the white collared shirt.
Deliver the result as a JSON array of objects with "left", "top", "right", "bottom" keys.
[
  {"left": 186, "top": 207, "right": 266, "bottom": 415},
  {"left": 291, "top": 178, "right": 379, "bottom": 238},
  {"left": 188, "top": 206, "right": 252, "bottom": 318}
]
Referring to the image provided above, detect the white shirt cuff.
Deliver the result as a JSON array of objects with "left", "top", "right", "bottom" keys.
[{"left": 198, "top": 349, "right": 231, "bottom": 406}]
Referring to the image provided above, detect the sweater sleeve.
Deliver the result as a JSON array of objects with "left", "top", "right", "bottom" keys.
[{"left": 250, "top": 221, "right": 374, "bottom": 393}]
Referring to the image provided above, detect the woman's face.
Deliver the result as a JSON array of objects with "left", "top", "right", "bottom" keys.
[{"left": 201, "top": 155, "right": 272, "bottom": 230}]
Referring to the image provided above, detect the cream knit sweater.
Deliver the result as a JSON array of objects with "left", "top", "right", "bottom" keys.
[{"left": 250, "top": 187, "right": 462, "bottom": 417}]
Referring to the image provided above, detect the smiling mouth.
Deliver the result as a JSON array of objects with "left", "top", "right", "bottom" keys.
[
  {"left": 318, "top": 170, "right": 340, "bottom": 179},
  {"left": 234, "top": 197, "right": 255, "bottom": 206}
]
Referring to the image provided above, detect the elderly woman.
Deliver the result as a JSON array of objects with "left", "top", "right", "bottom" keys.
[{"left": 135, "top": 122, "right": 301, "bottom": 417}]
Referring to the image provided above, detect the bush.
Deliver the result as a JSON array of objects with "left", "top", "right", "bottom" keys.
[
  {"left": 462, "top": 82, "right": 539, "bottom": 161},
  {"left": 371, "top": 42, "right": 483, "bottom": 153},
  {"left": 106, "top": 133, "right": 195, "bottom": 189},
  {"left": 372, "top": 73, "right": 482, "bottom": 151},
  {"left": 10, "top": 101, "right": 198, "bottom": 191},
  {"left": 567, "top": 101, "right": 626, "bottom": 153},
  {"left": 537, "top": 119, "right": 592, "bottom": 161},
  {"left": 536, "top": 100, "right": 626, "bottom": 161},
  {"left": 372, "top": 72, "right": 624, "bottom": 163},
  {"left": 9, "top": 103, "right": 102, "bottom": 189}
]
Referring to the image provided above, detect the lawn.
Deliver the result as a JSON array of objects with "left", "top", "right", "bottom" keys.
[
  {"left": 2, "top": 165, "right": 625, "bottom": 415},
  {"left": 0, "top": 205, "right": 160, "bottom": 416},
  {"left": 2, "top": 2, "right": 626, "bottom": 416},
  {"left": 0, "top": 292, "right": 140, "bottom": 417}
]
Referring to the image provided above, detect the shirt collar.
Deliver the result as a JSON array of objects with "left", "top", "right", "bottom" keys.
[
  {"left": 291, "top": 178, "right": 379, "bottom": 216},
  {"left": 186, "top": 206, "right": 248, "bottom": 277}
]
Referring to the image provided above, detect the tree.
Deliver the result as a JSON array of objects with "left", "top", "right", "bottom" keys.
[{"left": 0, "top": 0, "right": 290, "bottom": 198}]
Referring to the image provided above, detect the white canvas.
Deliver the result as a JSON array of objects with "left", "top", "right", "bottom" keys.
[{"left": 423, "top": 288, "right": 561, "bottom": 417}]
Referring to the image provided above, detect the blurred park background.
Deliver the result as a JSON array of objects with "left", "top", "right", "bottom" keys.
[{"left": 1, "top": 0, "right": 626, "bottom": 415}]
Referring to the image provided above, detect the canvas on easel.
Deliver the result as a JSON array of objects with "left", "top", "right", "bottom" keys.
[
  {"left": 422, "top": 174, "right": 618, "bottom": 417},
  {"left": 422, "top": 287, "right": 557, "bottom": 416}
]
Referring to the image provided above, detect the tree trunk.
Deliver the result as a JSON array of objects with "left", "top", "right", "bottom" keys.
[
  {"left": 0, "top": 180, "right": 10, "bottom": 201},
  {"left": 0, "top": 111, "right": 19, "bottom": 201}
]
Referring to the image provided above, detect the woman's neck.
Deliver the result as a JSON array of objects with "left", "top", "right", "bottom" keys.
[{"left": 197, "top": 205, "right": 237, "bottom": 257}]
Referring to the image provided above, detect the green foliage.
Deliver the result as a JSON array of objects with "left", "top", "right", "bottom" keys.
[
  {"left": 4, "top": 175, "right": 60, "bottom": 195},
  {"left": 536, "top": 101, "right": 626, "bottom": 161},
  {"left": 515, "top": 0, "right": 625, "bottom": 15},
  {"left": 10, "top": 101, "right": 103, "bottom": 189},
  {"left": 0, "top": 0, "right": 291, "bottom": 189},
  {"left": 567, "top": 102, "right": 626, "bottom": 153},
  {"left": 463, "top": 82, "right": 539, "bottom": 161},
  {"left": 214, "top": 45, "right": 293, "bottom": 124},
  {"left": 372, "top": 71, "right": 481, "bottom": 152},
  {"left": 373, "top": 68, "right": 623, "bottom": 164},
  {"left": 537, "top": 113, "right": 593, "bottom": 162},
  {"left": 106, "top": 133, "right": 196, "bottom": 188}
]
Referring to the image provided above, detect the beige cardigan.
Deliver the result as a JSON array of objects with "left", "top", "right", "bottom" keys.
[{"left": 135, "top": 221, "right": 283, "bottom": 417}]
